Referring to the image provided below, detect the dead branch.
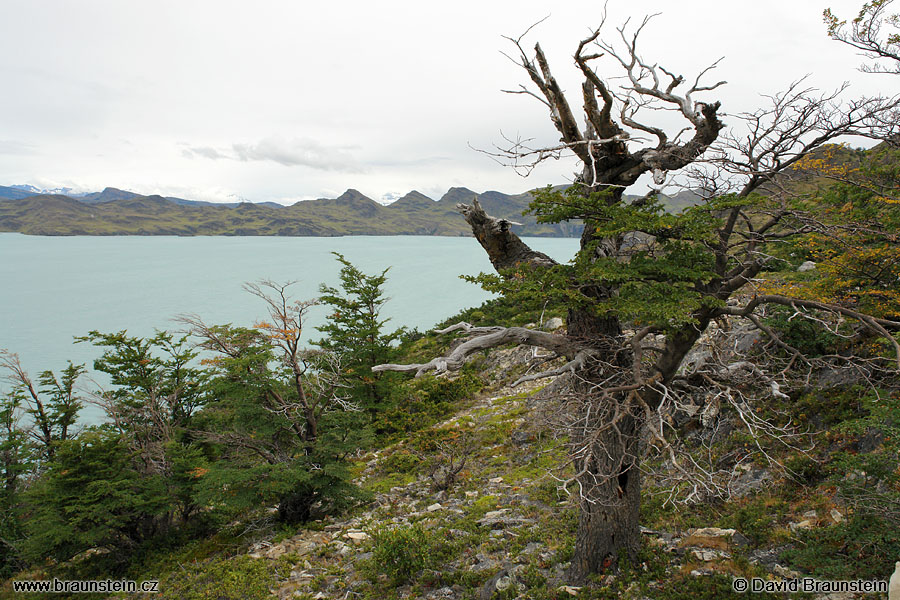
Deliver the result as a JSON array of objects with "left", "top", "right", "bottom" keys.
[
  {"left": 457, "top": 198, "right": 558, "bottom": 271},
  {"left": 373, "top": 321, "right": 584, "bottom": 378}
]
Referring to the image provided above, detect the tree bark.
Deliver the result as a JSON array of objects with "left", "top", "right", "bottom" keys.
[
  {"left": 569, "top": 410, "right": 642, "bottom": 581},
  {"left": 457, "top": 198, "right": 641, "bottom": 577},
  {"left": 458, "top": 199, "right": 557, "bottom": 271}
]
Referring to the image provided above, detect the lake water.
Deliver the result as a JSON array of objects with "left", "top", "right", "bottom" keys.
[{"left": 0, "top": 233, "right": 578, "bottom": 422}]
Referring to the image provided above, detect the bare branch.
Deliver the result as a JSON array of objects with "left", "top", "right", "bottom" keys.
[
  {"left": 373, "top": 321, "right": 583, "bottom": 378},
  {"left": 456, "top": 198, "right": 558, "bottom": 271}
]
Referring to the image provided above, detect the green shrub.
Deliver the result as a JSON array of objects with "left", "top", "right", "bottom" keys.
[
  {"left": 762, "top": 305, "right": 844, "bottom": 357},
  {"left": 720, "top": 497, "right": 787, "bottom": 546},
  {"left": 782, "top": 514, "right": 900, "bottom": 580},
  {"left": 365, "top": 523, "right": 434, "bottom": 586},
  {"left": 156, "top": 555, "right": 283, "bottom": 600},
  {"left": 377, "top": 450, "right": 422, "bottom": 475}
]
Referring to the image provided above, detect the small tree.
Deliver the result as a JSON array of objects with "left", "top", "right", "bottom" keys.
[
  {"left": 316, "top": 253, "right": 403, "bottom": 423},
  {"left": 0, "top": 393, "right": 31, "bottom": 578},
  {"left": 22, "top": 429, "right": 172, "bottom": 566},
  {"left": 79, "top": 331, "right": 207, "bottom": 483},
  {"left": 0, "top": 353, "right": 84, "bottom": 575},
  {"left": 0, "top": 351, "right": 83, "bottom": 460},
  {"left": 182, "top": 281, "right": 363, "bottom": 524}
]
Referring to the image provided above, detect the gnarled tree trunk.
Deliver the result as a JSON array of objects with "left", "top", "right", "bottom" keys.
[{"left": 459, "top": 198, "right": 641, "bottom": 580}]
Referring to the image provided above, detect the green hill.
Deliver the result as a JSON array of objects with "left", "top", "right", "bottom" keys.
[
  {"left": 0, "top": 184, "right": 710, "bottom": 238},
  {"left": 0, "top": 187, "right": 582, "bottom": 237}
]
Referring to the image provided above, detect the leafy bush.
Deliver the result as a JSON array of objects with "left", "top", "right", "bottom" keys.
[
  {"left": 720, "top": 497, "right": 787, "bottom": 546},
  {"left": 156, "top": 555, "right": 284, "bottom": 600},
  {"left": 22, "top": 429, "right": 174, "bottom": 567},
  {"left": 376, "top": 450, "right": 421, "bottom": 475},
  {"left": 364, "top": 523, "right": 434, "bottom": 586},
  {"left": 373, "top": 372, "right": 482, "bottom": 439},
  {"left": 782, "top": 514, "right": 900, "bottom": 580}
]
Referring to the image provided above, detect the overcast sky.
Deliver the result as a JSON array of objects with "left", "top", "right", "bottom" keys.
[{"left": 0, "top": 0, "right": 891, "bottom": 204}]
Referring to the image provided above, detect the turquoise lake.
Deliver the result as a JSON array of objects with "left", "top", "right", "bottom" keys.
[{"left": 0, "top": 234, "right": 578, "bottom": 422}]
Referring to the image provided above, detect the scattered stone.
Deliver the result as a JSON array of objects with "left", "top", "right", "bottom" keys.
[
  {"left": 544, "top": 317, "right": 564, "bottom": 331},
  {"left": 479, "top": 567, "right": 511, "bottom": 600},
  {"left": 427, "top": 503, "right": 443, "bottom": 512},
  {"left": 465, "top": 491, "right": 479, "bottom": 498},
  {"left": 889, "top": 561, "right": 900, "bottom": 599},
  {"left": 730, "top": 468, "right": 773, "bottom": 498},
  {"left": 426, "top": 587, "right": 457, "bottom": 600},
  {"left": 749, "top": 546, "right": 790, "bottom": 571},
  {"left": 689, "top": 527, "right": 736, "bottom": 538},
  {"left": 731, "top": 531, "right": 752, "bottom": 547},
  {"left": 472, "top": 558, "right": 498, "bottom": 573},
  {"left": 774, "top": 564, "right": 803, "bottom": 579},
  {"left": 521, "top": 542, "right": 543, "bottom": 555},
  {"left": 789, "top": 519, "right": 814, "bottom": 531},
  {"left": 344, "top": 531, "right": 369, "bottom": 542},
  {"left": 511, "top": 430, "right": 532, "bottom": 445},
  {"left": 798, "top": 260, "right": 816, "bottom": 272},
  {"left": 692, "top": 548, "right": 730, "bottom": 561},
  {"left": 488, "top": 477, "right": 504, "bottom": 484},
  {"left": 560, "top": 585, "right": 581, "bottom": 596},
  {"left": 830, "top": 508, "right": 844, "bottom": 523}
]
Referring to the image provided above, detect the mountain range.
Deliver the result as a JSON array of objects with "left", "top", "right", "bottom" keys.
[{"left": 0, "top": 185, "right": 698, "bottom": 237}]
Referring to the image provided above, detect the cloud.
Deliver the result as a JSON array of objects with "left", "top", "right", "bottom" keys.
[
  {"left": 180, "top": 137, "right": 365, "bottom": 173},
  {"left": 182, "top": 145, "right": 227, "bottom": 160},
  {"left": 370, "top": 155, "right": 452, "bottom": 167},
  {"left": 0, "top": 140, "right": 35, "bottom": 155},
  {"left": 232, "top": 136, "right": 365, "bottom": 172}
]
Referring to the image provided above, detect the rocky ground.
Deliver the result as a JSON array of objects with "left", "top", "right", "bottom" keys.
[{"left": 232, "top": 345, "right": 874, "bottom": 600}]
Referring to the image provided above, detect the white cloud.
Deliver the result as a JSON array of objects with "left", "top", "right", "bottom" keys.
[
  {"left": 231, "top": 136, "right": 365, "bottom": 172},
  {"left": 180, "top": 137, "right": 366, "bottom": 173},
  {"left": 0, "top": 140, "right": 35, "bottom": 155},
  {"left": 182, "top": 145, "right": 228, "bottom": 160}
]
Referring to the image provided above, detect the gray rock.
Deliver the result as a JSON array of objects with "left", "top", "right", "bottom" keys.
[
  {"left": 731, "top": 325, "right": 763, "bottom": 354},
  {"left": 511, "top": 430, "right": 533, "bottom": 445},
  {"left": 798, "top": 261, "right": 816, "bottom": 272},
  {"left": 544, "top": 317, "right": 564, "bottom": 331},
  {"left": 521, "top": 542, "right": 544, "bottom": 555},
  {"left": 857, "top": 427, "right": 884, "bottom": 453},
  {"left": 730, "top": 468, "right": 773, "bottom": 498},
  {"left": 479, "top": 566, "right": 512, "bottom": 600},
  {"left": 477, "top": 512, "right": 536, "bottom": 529}
]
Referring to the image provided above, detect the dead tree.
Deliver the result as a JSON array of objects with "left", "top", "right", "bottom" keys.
[{"left": 375, "top": 15, "right": 899, "bottom": 581}]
